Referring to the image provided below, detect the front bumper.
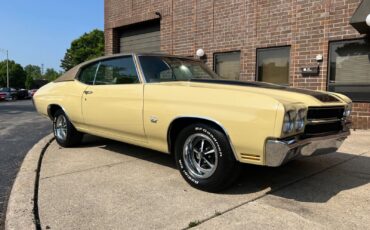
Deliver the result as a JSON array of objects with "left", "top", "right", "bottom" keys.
[{"left": 265, "top": 131, "right": 350, "bottom": 167}]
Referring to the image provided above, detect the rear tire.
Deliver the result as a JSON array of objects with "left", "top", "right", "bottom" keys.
[
  {"left": 53, "top": 109, "right": 83, "bottom": 147},
  {"left": 175, "top": 123, "right": 240, "bottom": 192}
]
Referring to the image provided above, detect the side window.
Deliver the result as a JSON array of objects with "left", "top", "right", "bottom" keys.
[
  {"left": 78, "top": 63, "right": 99, "bottom": 85},
  {"left": 94, "top": 56, "right": 139, "bottom": 85}
]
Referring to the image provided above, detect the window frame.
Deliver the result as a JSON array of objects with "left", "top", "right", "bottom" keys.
[
  {"left": 137, "top": 54, "right": 218, "bottom": 83},
  {"left": 213, "top": 51, "right": 241, "bottom": 80},
  {"left": 76, "top": 62, "right": 100, "bottom": 85},
  {"left": 327, "top": 38, "right": 370, "bottom": 102},
  {"left": 255, "top": 45, "right": 291, "bottom": 85},
  {"left": 76, "top": 55, "right": 142, "bottom": 86}
]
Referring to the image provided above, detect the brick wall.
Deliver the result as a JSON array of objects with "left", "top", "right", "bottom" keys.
[{"left": 105, "top": 0, "right": 370, "bottom": 129}]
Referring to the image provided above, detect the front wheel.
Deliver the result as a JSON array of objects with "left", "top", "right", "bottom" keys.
[
  {"left": 175, "top": 124, "right": 240, "bottom": 192},
  {"left": 53, "top": 109, "right": 83, "bottom": 147}
]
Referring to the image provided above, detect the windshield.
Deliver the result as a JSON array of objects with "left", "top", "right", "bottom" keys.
[
  {"left": 138, "top": 56, "right": 222, "bottom": 83},
  {"left": 0, "top": 88, "right": 9, "bottom": 92}
]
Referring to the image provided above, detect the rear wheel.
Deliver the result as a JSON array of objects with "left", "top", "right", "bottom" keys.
[
  {"left": 53, "top": 109, "right": 83, "bottom": 147},
  {"left": 175, "top": 123, "right": 240, "bottom": 192}
]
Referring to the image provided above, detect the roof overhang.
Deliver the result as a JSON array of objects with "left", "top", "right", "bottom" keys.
[{"left": 350, "top": 0, "right": 370, "bottom": 34}]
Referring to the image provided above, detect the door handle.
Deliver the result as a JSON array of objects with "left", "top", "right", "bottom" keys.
[{"left": 84, "top": 90, "right": 93, "bottom": 95}]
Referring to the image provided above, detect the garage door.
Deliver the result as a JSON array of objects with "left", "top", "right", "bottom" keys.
[{"left": 119, "top": 22, "right": 160, "bottom": 53}]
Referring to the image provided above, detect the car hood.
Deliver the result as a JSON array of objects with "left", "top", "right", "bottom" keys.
[{"left": 156, "top": 79, "right": 350, "bottom": 106}]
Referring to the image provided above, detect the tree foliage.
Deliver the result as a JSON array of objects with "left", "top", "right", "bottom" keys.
[
  {"left": 25, "top": 75, "right": 34, "bottom": 89},
  {"left": 24, "top": 65, "right": 42, "bottom": 80},
  {"left": 60, "top": 29, "right": 105, "bottom": 71},
  {"left": 0, "top": 60, "right": 26, "bottom": 88},
  {"left": 43, "top": 68, "right": 61, "bottom": 81}
]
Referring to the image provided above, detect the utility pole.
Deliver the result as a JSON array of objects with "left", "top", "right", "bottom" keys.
[
  {"left": 41, "top": 64, "right": 44, "bottom": 76},
  {"left": 6, "top": 50, "right": 9, "bottom": 88},
  {"left": 0, "top": 48, "right": 9, "bottom": 88}
]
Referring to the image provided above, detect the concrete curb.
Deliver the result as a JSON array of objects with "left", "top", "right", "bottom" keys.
[{"left": 5, "top": 134, "right": 54, "bottom": 230}]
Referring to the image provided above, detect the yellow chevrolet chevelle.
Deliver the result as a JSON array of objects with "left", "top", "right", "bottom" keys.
[{"left": 34, "top": 53, "right": 352, "bottom": 191}]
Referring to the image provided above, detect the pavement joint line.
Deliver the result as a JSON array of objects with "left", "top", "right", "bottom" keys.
[{"left": 185, "top": 150, "right": 370, "bottom": 229}]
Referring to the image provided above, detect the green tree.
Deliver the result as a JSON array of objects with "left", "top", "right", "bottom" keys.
[
  {"left": 25, "top": 75, "right": 34, "bottom": 89},
  {"left": 0, "top": 60, "right": 26, "bottom": 88},
  {"left": 43, "top": 68, "right": 61, "bottom": 81},
  {"left": 60, "top": 29, "right": 105, "bottom": 71},
  {"left": 24, "top": 65, "right": 42, "bottom": 80}
]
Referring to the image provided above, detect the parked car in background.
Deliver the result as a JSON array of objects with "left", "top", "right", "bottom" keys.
[
  {"left": 28, "top": 89, "right": 38, "bottom": 97},
  {"left": 33, "top": 53, "right": 352, "bottom": 192},
  {"left": 0, "top": 87, "right": 18, "bottom": 101},
  {"left": 0, "top": 91, "right": 6, "bottom": 101},
  {"left": 16, "top": 89, "right": 30, "bottom": 100}
]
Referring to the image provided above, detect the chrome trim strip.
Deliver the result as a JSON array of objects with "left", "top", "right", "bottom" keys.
[
  {"left": 307, "top": 118, "right": 342, "bottom": 125},
  {"left": 47, "top": 104, "right": 73, "bottom": 123},
  {"left": 133, "top": 54, "right": 147, "bottom": 84},
  {"left": 167, "top": 116, "right": 240, "bottom": 162}
]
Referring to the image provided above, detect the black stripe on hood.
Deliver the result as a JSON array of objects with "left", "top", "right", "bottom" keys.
[{"left": 190, "top": 79, "right": 339, "bottom": 103}]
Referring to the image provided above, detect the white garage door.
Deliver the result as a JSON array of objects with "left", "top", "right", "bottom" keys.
[{"left": 119, "top": 22, "right": 160, "bottom": 53}]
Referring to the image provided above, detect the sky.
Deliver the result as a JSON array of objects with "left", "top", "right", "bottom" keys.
[{"left": 0, "top": 0, "right": 104, "bottom": 71}]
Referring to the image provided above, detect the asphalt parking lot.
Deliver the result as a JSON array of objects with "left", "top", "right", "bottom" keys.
[
  {"left": 0, "top": 100, "right": 50, "bottom": 229},
  {"left": 33, "top": 130, "right": 370, "bottom": 229}
]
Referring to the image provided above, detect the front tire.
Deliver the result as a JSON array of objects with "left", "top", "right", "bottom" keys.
[
  {"left": 175, "top": 123, "right": 240, "bottom": 192},
  {"left": 53, "top": 109, "right": 83, "bottom": 147}
]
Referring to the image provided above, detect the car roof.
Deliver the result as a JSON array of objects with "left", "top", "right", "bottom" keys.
[{"left": 54, "top": 53, "right": 199, "bottom": 83}]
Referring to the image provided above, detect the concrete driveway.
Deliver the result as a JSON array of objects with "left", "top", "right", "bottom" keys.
[{"left": 37, "top": 131, "right": 370, "bottom": 229}]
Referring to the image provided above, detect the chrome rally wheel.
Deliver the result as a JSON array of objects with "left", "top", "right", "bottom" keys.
[
  {"left": 183, "top": 133, "right": 218, "bottom": 179},
  {"left": 53, "top": 109, "right": 83, "bottom": 147},
  {"left": 175, "top": 123, "right": 240, "bottom": 192},
  {"left": 54, "top": 114, "right": 68, "bottom": 141}
]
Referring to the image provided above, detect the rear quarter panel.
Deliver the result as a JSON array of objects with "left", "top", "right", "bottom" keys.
[{"left": 34, "top": 80, "right": 87, "bottom": 128}]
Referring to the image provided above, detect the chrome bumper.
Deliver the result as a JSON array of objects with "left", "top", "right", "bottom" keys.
[{"left": 265, "top": 131, "right": 350, "bottom": 167}]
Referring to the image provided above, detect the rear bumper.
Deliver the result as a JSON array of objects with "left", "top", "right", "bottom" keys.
[{"left": 265, "top": 131, "right": 350, "bottom": 167}]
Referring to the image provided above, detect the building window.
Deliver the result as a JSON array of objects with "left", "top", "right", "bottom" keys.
[
  {"left": 257, "top": 46, "right": 290, "bottom": 85},
  {"left": 214, "top": 52, "right": 240, "bottom": 80},
  {"left": 328, "top": 39, "right": 370, "bottom": 102}
]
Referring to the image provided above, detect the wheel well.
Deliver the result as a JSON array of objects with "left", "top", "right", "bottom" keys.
[
  {"left": 47, "top": 104, "right": 62, "bottom": 120},
  {"left": 167, "top": 117, "right": 228, "bottom": 155}
]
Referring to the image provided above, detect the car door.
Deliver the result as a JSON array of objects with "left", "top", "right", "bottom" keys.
[{"left": 82, "top": 55, "right": 146, "bottom": 142}]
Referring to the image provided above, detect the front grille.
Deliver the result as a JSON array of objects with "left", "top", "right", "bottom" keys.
[{"left": 305, "top": 106, "right": 345, "bottom": 137}]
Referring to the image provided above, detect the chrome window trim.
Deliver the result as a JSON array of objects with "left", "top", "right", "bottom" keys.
[
  {"left": 133, "top": 53, "right": 147, "bottom": 83},
  {"left": 92, "top": 62, "right": 101, "bottom": 85}
]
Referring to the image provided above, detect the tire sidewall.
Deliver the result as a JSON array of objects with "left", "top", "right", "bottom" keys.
[{"left": 175, "top": 124, "right": 235, "bottom": 190}]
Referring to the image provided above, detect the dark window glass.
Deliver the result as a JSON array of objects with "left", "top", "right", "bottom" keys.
[
  {"left": 94, "top": 56, "right": 139, "bottom": 85},
  {"left": 257, "top": 47, "right": 290, "bottom": 85},
  {"left": 78, "top": 63, "right": 99, "bottom": 85},
  {"left": 329, "top": 39, "right": 370, "bottom": 102},
  {"left": 139, "top": 56, "right": 219, "bottom": 83},
  {"left": 214, "top": 52, "right": 240, "bottom": 80}
]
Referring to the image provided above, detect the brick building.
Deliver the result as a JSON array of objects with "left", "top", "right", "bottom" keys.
[{"left": 104, "top": 0, "right": 370, "bottom": 129}]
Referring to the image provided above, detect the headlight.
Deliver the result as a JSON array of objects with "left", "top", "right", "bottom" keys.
[
  {"left": 295, "top": 109, "right": 306, "bottom": 131},
  {"left": 344, "top": 103, "right": 352, "bottom": 117},
  {"left": 282, "top": 110, "right": 295, "bottom": 133}
]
